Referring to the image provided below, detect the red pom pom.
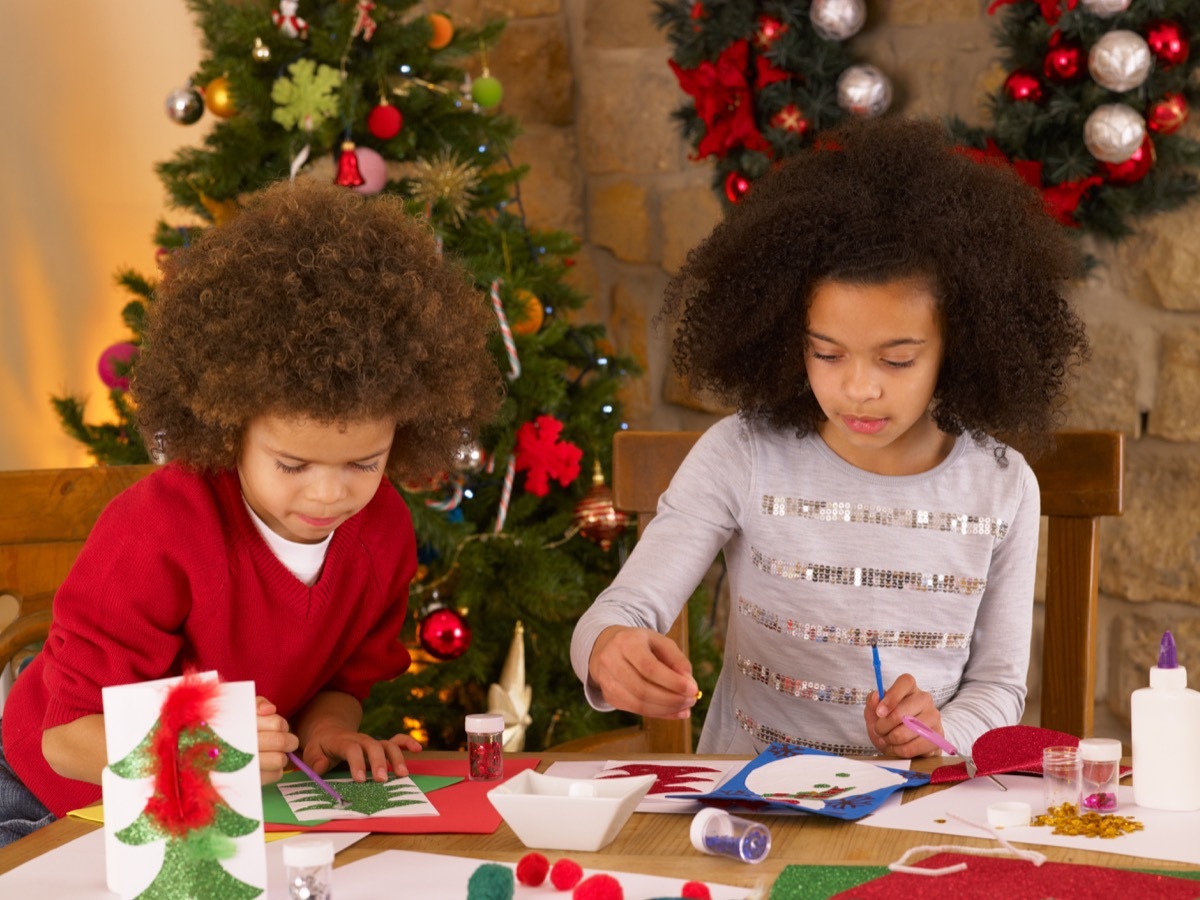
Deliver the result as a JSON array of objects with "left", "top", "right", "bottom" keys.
[
  {"left": 681, "top": 882, "right": 712, "bottom": 900},
  {"left": 573, "top": 873, "right": 622, "bottom": 900},
  {"left": 516, "top": 852, "right": 549, "bottom": 887},
  {"left": 550, "top": 858, "right": 584, "bottom": 890}
]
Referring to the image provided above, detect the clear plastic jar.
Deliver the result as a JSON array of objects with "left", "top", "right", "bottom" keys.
[
  {"left": 1079, "top": 737, "right": 1122, "bottom": 812},
  {"left": 1042, "top": 745, "right": 1082, "bottom": 813},
  {"left": 465, "top": 712, "right": 505, "bottom": 782},
  {"left": 283, "top": 837, "right": 333, "bottom": 900},
  {"left": 690, "top": 807, "right": 771, "bottom": 864}
]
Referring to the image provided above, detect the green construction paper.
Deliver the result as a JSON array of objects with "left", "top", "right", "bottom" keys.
[{"left": 262, "top": 770, "right": 460, "bottom": 826}]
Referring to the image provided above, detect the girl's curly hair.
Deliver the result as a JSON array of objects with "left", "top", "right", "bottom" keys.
[
  {"left": 132, "top": 178, "right": 503, "bottom": 479},
  {"left": 662, "top": 116, "right": 1089, "bottom": 458}
]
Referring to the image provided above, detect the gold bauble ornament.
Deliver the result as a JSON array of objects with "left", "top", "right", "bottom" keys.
[
  {"left": 204, "top": 75, "right": 237, "bottom": 118},
  {"left": 251, "top": 37, "right": 272, "bottom": 63}
]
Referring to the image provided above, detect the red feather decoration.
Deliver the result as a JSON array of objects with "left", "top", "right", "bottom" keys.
[{"left": 144, "top": 674, "right": 223, "bottom": 836}]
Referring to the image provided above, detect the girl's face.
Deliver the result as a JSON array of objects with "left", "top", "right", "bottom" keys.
[
  {"left": 238, "top": 414, "right": 395, "bottom": 544},
  {"left": 804, "top": 277, "right": 951, "bottom": 476}
]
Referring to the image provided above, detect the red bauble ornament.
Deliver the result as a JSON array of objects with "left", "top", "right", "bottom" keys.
[
  {"left": 367, "top": 102, "right": 403, "bottom": 139},
  {"left": 1148, "top": 92, "right": 1189, "bottom": 135},
  {"left": 417, "top": 606, "right": 472, "bottom": 660},
  {"left": 754, "top": 15, "right": 787, "bottom": 50},
  {"left": 98, "top": 342, "right": 140, "bottom": 390},
  {"left": 334, "top": 141, "right": 365, "bottom": 187},
  {"left": 770, "top": 103, "right": 810, "bottom": 137},
  {"left": 724, "top": 170, "right": 751, "bottom": 203},
  {"left": 1146, "top": 20, "right": 1189, "bottom": 68},
  {"left": 1043, "top": 41, "right": 1085, "bottom": 82},
  {"left": 1003, "top": 70, "right": 1043, "bottom": 103},
  {"left": 1099, "top": 134, "right": 1155, "bottom": 185},
  {"left": 573, "top": 463, "right": 630, "bottom": 552}
]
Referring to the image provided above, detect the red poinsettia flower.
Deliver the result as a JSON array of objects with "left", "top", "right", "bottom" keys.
[
  {"left": 957, "top": 138, "right": 1101, "bottom": 226},
  {"left": 669, "top": 39, "right": 773, "bottom": 160},
  {"left": 987, "top": 0, "right": 1076, "bottom": 25}
]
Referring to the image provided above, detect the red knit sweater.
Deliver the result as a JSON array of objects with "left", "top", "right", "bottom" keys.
[{"left": 2, "top": 464, "right": 415, "bottom": 817}]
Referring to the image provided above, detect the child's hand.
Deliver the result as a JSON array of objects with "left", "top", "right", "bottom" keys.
[
  {"left": 863, "top": 673, "right": 941, "bottom": 758},
  {"left": 588, "top": 625, "right": 698, "bottom": 720},
  {"left": 302, "top": 729, "right": 424, "bottom": 783},
  {"left": 256, "top": 696, "right": 299, "bottom": 785}
]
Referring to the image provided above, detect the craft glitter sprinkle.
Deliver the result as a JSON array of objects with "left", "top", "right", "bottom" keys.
[{"left": 1031, "top": 802, "right": 1144, "bottom": 838}]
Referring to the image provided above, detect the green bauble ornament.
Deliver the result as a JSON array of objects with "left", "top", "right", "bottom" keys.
[{"left": 471, "top": 75, "right": 503, "bottom": 109}]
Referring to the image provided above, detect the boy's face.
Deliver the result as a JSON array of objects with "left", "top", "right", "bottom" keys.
[
  {"left": 804, "top": 277, "right": 948, "bottom": 476},
  {"left": 238, "top": 414, "right": 395, "bottom": 544}
]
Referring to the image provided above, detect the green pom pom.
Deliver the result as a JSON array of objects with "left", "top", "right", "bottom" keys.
[{"left": 467, "top": 862, "right": 514, "bottom": 900}]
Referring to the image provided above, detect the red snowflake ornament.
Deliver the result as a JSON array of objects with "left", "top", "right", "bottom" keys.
[{"left": 513, "top": 415, "right": 583, "bottom": 497}]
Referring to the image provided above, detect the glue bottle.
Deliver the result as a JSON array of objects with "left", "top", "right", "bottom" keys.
[{"left": 1131, "top": 630, "right": 1200, "bottom": 811}]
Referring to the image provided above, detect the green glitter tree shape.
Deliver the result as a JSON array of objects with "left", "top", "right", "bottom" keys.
[
  {"left": 111, "top": 716, "right": 261, "bottom": 900},
  {"left": 286, "top": 776, "right": 426, "bottom": 816}
]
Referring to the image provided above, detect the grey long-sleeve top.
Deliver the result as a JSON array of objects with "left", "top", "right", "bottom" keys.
[{"left": 570, "top": 415, "right": 1040, "bottom": 756}]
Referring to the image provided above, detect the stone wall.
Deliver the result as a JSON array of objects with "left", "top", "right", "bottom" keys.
[{"left": 450, "top": 0, "right": 1200, "bottom": 743}]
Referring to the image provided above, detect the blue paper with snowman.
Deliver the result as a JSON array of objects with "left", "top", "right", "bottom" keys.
[{"left": 671, "top": 742, "right": 929, "bottom": 820}]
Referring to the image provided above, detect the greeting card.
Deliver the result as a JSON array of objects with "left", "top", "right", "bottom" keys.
[{"left": 102, "top": 671, "right": 265, "bottom": 899}]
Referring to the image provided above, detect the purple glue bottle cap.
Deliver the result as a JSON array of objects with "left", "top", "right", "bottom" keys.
[{"left": 1150, "top": 629, "right": 1188, "bottom": 689}]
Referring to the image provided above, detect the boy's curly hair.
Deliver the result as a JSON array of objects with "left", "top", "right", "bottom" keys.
[
  {"left": 132, "top": 178, "right": 503, "bottom": 479},
  {"left": 663, "top": 116, "right": 1089, "bottom": 458}
]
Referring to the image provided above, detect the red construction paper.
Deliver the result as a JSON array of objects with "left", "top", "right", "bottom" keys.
[
  {"left": 834, "top": 852, "right": 1200, "bottom": 899},
  {"left": 263, "top": 757, "right": 540, "bottom": 834}
]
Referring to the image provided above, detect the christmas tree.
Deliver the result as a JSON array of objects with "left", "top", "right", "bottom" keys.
[
  {"left": 50, "top": 1, "right": 723, "bottom": 750},
  {"left": 954, "top": 0, "right": 1200, "bottom": 238}
]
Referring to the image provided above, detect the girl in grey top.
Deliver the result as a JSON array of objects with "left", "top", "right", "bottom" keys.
[{"left": 571, "top": 116, "right": 1088, "bottom": 759}]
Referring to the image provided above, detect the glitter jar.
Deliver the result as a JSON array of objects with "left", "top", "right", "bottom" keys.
[
  {"left": 1042, "top": 745, "right": 1082, "bottom": 813},
  {"left": 283, "top": 837, "right": 333, "bottom": 900},
  {"left": 1078, "top": 737, "right": 1122, "bottom": 812},
  {"left": 690, "top": 807, "right": 771, "bottom": 864},
  {"left": 466, "top": 713, "right": 505, "bottom": 782}
]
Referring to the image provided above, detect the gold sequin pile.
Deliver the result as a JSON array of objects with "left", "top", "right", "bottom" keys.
[
  {"left": 750, "top": 548, "right": 987, "bottom": 595},
  {"left": 1031, "top": 803, "right": 1145, "bottom": 839},
  {"left": 760, "top": 495, "right": 1009, "bottom": 539},
  {"left": 736, "top": 597, "right": 971, "bottom": 649}
]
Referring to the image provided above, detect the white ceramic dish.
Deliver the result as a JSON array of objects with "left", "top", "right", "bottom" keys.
[{"left": 486, "top": 770, "right": 657, "bottom": 851}]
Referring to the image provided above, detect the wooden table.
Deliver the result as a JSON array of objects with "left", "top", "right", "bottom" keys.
[{"left": 2, "top": 753, "right": 1197, "bottom": 890}]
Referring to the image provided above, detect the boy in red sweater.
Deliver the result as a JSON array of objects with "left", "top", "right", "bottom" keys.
[{"left": 0, "top": 178, "right": 502, "bottom": 845}]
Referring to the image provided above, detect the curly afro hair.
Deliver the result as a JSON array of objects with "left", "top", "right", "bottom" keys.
[
  {"left": 132, "top": 177, "right": 503, "bottom": 480},
  {"left": 662, "top": 116, "right": 1089, "bottom": 459}
]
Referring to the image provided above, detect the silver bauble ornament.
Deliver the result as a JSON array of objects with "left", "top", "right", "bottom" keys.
[
  {"left": 1079, "top": 0, "right": 1132, "bottom": 17},
  {"left": 837, "top": 65, "right": 892, "bottom": 118},
  {"left": 164, "top": 85, "right": 204, "bottom": 125},
  {"left": 454, "top": 440, "right": 486, "bottom": 473},
  {"left": 1083, "top": 103, "right": 1146, "bottom": 163},
  {"left": 1088, "top": 30, "right": 1153, "bottom": 92},
  {"left": 810, "top": 0, "right": 867, "bottom": 42}
]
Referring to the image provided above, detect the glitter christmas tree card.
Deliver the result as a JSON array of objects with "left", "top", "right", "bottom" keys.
[
  {"left": 101, "top": 671, "right": 266, "bottom": 899},
  {"left": 270, "top": 770, "right": 442, "bottom": 822},
  {"left": 675, "top": 743, "right": 929, "bottom": 820}
]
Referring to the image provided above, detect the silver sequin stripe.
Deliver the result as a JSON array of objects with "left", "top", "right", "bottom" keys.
[
  {"left": 737, "top": 597, "right": 971, "bottom": 650},
  {"left": 736, "top": 654, "right": 961, "bottom": 707},
  {"left": 735, "top": 708, "right": 879, "bottom": 757},
  {"left": 761, "top": 495, "right": 1009, "bottom": 539},
  {"left": 750, "top": 548, "right": 987, "bottom": 596}
]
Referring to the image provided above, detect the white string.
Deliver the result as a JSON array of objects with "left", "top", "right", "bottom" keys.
[{"left": 887, "top": 811, "right": 1047, "bottom": 876}]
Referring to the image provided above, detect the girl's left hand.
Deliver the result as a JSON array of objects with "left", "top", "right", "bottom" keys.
[
  {"left": 863, "top": 672, "right": 940, "bottom": 757},
  {"left": 302, "top": 729, "right": 423, "bottom": 782}
]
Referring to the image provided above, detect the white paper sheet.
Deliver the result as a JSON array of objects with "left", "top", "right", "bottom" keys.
[
  {"left": 858, "top": 772, "right": 1200, "bottom": 866},
  {"left": 335, "top": 848, "right": 758, "bottom": 899},
  {"left": 0, "top": 830, "right": 367, "bottom": 898}
]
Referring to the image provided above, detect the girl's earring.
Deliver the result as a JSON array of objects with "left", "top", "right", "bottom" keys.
[{"left": 151, "top": 431, "right": 168, "bottom": 464}]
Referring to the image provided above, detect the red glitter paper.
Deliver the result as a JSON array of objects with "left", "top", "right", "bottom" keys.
[
  {"left": 831, "top": 852, "right": 1200, "bottom": 898},
  {"left": 929, "top": 724, "right": 1099, "bottom": 785},
  {"left": 550, "top": 858, "right": 584, "bottom": 890},
  {"left": 573, "top": 873, "right": 623, "bottom": 900},
  {"left": 516, "top": 852, "right": 549, "bottom": 887},
  {"left": 681, "top": 881, "right": 712, "bottom": 899}
]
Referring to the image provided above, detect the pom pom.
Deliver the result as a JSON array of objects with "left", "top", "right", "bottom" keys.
[
  {"left": 681, "top": 882, "right": 712, "bottom": 900},
  {"left": 573, "top": 873, "right": 623, "bottom": 900},
  {"left": 550, "top": 858, "right": 584, "bottom": 890},
  {"left": 466, "top": 862, "right": 514, "bottom": 900},
  {"left": 516, "top": 852, "right": 549, "bottom": 886}
]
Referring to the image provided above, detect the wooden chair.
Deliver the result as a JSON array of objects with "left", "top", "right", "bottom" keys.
[
  {"left": 0, "top": 466, "right": 157, "bottom": 683},
  {"left": 557, "top": 429, "right": 1124, "bottom": 754}
]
